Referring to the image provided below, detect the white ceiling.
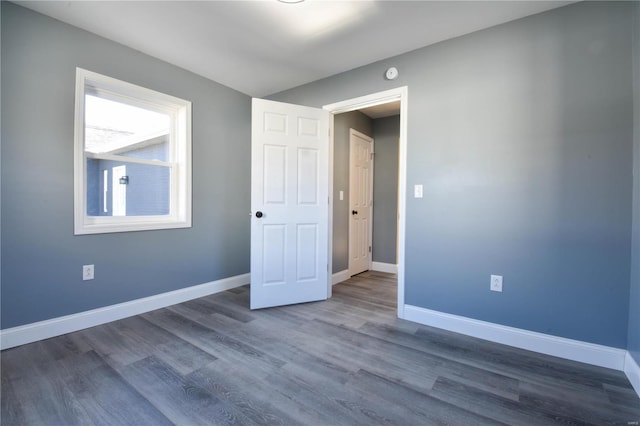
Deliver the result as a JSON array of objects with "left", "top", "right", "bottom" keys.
[
  {"left": 16, "top": 0, "right": 575, "bottom": 97},
  {"left": 359, "top": 101, "right": 401, "bottom": 119}
]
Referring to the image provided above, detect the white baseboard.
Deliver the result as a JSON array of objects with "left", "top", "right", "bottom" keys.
[
  {"left": 371, "top": 262, "right": 398, "bottom": 274},
  {"left": 625, "top": 352, "right": 640, "bottom": 397},
  {"left": 0, "top": 273, "right": 250, "bottom": 350},
  {"left": 332, "top": 269, "right": 350, "bottom": 286},
  {"left": 404, "top": 304, "right": 627, "bottom": 371}
]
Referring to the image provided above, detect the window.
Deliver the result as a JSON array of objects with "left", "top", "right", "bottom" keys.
[{"left": 74, "top": 68, "right": 192, "bottom": 234}]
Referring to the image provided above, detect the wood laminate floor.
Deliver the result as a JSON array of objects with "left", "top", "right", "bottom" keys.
[{"left": 2, "top": 271, "right": 640, "bottom": 425}]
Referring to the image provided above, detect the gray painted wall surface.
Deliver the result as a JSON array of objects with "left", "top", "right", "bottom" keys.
[
  {"left": 272, "top": 2, "right": 634, "bottom": 348},
  {"left": 629, "top": 1, "right": 640, "bottom": 364},
  {"left": 1, "top": 3, "right": 251, "bottom": 328},
  {"left": 332, "top": 111, "right": 372, "bottom": 273},
  {"left": 372, "top": 115, "right": 399, "bottom": 265}
]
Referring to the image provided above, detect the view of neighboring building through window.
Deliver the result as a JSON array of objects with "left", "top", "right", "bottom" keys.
[
  {"left": 74, "top": 68, "right": 192, "bottom": 234},
  {"left": 85, "top": 95, "right": 171, "bottom": 217}
]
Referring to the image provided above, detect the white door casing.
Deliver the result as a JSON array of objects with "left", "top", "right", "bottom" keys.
[
  {"left": 250, "top": 98, "right": 330, "bottom": 310},
  {"left": 349, "top": 129, "right": 374, "bottom": 276},
  {"left": 323, "top": 86, "right": 408, "bottom": 319}
]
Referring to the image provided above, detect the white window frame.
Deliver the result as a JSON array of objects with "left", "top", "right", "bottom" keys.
[{"left": 74, "top": 68, "right": 192, "bottom": 234}]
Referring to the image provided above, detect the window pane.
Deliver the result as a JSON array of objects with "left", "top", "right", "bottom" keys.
[
  {"left": 87, "top": 159, "right": 170, "bottom": 217},
  {"left": 84, "top": 95, "right": 170, "bottom": 162}
]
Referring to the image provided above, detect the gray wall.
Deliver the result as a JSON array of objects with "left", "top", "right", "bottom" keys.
[
  {"left": 272, "top": 2, "right": 634, "bottom": 348},
  {"left": 372, "top": 115, "right": 399, "bottom": 265},
  {"left": 629, "top": 1, "right": 640, "bottom": 365},
  {"left": 1, "top": 3, "right": 251, "bottom": 329},
  {"left": 332, "top": 111, "right": 372, "bottom": 273}
]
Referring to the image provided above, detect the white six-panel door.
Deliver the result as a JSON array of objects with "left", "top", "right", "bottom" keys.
[
  {"left": 250, "top": 98, "right": 330, "bottom": 309},
  {"left": 349, "top": 129, "right": 374, "bottom": 276}
]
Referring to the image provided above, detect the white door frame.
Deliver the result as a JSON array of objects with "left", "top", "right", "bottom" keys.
[
  {"left": 348, "top": 129, "right": 374, "bottom": 276},
  {"left": 323, "top": 86, "right": 408, "bottom": 319}
]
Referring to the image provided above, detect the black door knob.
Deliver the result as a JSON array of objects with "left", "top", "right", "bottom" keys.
[
  {"left": 352, "top": 210, "right": 358, "bottom": 215},
  {"left": 255, "top": 211, "right": 263, "bottom": 218}
]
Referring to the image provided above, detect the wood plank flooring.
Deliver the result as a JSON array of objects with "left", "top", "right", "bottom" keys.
[{"left": 2, "top": 271, "right": 640, "bottom": 425}]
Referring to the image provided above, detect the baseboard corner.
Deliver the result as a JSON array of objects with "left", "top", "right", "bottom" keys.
[
  {"left": 624, "top": 351, "right": 640, "bottom": 398},
  {"left": 332, "top": 269, "right": 350, "bottom": 286},
  {"left": 371, "top": 262, "right": 398, "bottom": 274}
]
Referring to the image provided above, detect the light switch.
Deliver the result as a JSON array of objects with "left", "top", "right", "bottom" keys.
[
  {"left": 339, "top": 190, "right": 344, "bottom": 201},
  {"left": 414, "top": 184, "right": 423, "bottom": 198}
]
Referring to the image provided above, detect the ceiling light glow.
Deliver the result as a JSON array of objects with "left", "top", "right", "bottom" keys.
[{"left": 266, "top": 1, "right": 376, "bottom": 39}]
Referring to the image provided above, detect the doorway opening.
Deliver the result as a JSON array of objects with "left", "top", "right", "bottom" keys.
[{"left": 323, "top": 87, "right": 408, "bottom": 319}]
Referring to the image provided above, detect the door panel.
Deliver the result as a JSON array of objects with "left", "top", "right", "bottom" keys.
[
  {"left": 297, "top": 148, "right": 318, "bottom": 204},
  {"left": 296, "top": 224, "right": 318, "bottom": 281},
  {"left": 262, "top": 224, "right": 286, "bottom": 285},
  {"left": 263, "top": 145, "right": 286, "bottom": 204},
  {"left": 251, "top": 98, "right": 329, "bottom": 309}
]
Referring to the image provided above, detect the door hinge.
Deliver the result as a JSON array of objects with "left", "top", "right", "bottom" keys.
[
  {"left": 370, "top": 152, "right": 375, "bottom": 160},
  {"left": 369, "top": 246, "right": 372, "bottom": 253}
]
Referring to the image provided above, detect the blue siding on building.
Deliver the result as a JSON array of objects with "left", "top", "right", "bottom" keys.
[
  {"left": 86, "top": 158, "right": 100, "bottom": 216},
  {"left": 122, "top": 140, "right": 169, "bottom": 162},
  {"left": 87, "top": 142, "right": 171, "bottom": 216}
]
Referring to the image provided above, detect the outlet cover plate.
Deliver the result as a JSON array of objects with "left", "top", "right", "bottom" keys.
[
  {"left": 490, "top": 275, "right": 503, "bottom": 292},
  {"left": 83, "top": 264, "right": 94, "bottom": 281}
]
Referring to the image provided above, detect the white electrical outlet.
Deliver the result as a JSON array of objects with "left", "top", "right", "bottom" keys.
[
  {"left": 83, "top": 264, "right": 94, "bottom": 281},
  {"left": 490, "top": 275, "right": 503, "bottom": 292}
]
